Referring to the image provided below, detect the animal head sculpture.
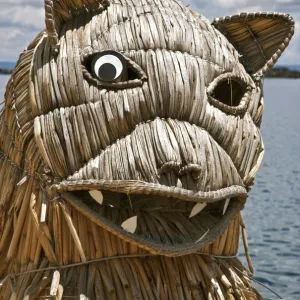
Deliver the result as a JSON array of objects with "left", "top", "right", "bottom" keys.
[
  {"left": 0, "top": 0, "right": 294, "bottom": 259},
  {"left": 0, "top": 1, "right": 295, "bottom": 298}
]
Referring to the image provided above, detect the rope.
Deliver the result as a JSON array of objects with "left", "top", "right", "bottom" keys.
[
  {"left": 0, "top": 252, "right": 237, "bottom": 288},
  {"left": 233, "top": 266, "right": 283, "bottom": 299},
  {"left": 0, "top": 252, "right": 284, "bottom": 299}
]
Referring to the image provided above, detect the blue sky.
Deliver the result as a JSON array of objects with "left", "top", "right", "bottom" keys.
[{"left": 0, "top": 0, "right": 299, "bottom": 65}]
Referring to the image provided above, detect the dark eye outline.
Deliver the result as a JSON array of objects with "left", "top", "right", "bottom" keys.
[
  {"left": 81, "top": 50, "right": 147, "bottom": 89},
  {"left": 206, "top": 74, "right": 254, "bottom": 115}
]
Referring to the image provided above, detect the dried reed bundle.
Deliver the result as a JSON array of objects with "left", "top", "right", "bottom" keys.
[{"left": 0, "top": 0, "right": 294, "bottom": 298}]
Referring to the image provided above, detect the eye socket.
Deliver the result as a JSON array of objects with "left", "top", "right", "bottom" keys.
[
  {"left": 92, "top": 51, "right": 124, "bottom": 82},
  {"left": 82, "top": 50, "right": 147, "bottom": 89},
  {"left": 212, "top": 79, "right": 245, "bottom": 107},
  {"left": 207, "top": 74, "right": 253, "bottom": 115}
]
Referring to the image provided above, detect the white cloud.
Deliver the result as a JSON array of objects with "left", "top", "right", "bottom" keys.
[
  {"left": 282, "top": 20, "right": 300, "bottom": 63},
  {"left": 214, "top": 0, "right": 253, "bottom": 9},
  {"left": 0, "top": 6, "right": 44, "bottom": 28},
  {"left": 0, "top": 0, "right": 44, "bottom": 61}
]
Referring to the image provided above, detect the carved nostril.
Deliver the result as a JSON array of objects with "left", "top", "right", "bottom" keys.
[
  {"left": 159, "top": 161, "right": 181, "bottom": 175},
  {"left": 159, "top": 162, "right": 202, "bottom": 181},
  {"left": 179, "top": 164, "right": 202, "bottom": 181},
  {"left": 191, "top": 171, "right": 201, "bottom": 181}
]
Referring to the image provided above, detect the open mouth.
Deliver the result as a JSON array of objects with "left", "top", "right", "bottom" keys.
[
  {"left": 49, "top": 118, "right": 248, "bottom": 255},
  {"left": 58, "top": 182, "right": 246, "bottom": 256}
]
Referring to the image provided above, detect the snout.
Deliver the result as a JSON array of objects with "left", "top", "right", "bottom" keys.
[{"left": 59, "top": 118, "right": 244, "bottom": 197}]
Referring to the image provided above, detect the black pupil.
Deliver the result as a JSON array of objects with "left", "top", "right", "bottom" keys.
[{"left": 98, "top": 63, "right": 117, "bottom": 81}]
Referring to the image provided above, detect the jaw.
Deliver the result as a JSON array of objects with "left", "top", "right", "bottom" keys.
[
  {"left": 49, "top": 118, "right": 248, "bottom": 256},
  {"left": 57, "top": 181, "right": 246, "bottom": 256}
]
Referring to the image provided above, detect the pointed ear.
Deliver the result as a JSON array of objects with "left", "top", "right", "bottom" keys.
[
  {"left": 44, "top": 0, "right": 110, "bottom": 49},
  {"left": 212, "top": 12, "right": 295, "bottom": 74}
]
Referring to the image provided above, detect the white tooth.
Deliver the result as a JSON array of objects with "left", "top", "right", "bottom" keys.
[
  {"left": 195, "top": 229, "right": 210, "bottom": 244},
  {"left": 223, "top": 198, "right": 230, "bottom": 215},
  {"left": 189, "top": 203, "right": 207, "bottom": 218},
  {"left": 121, "top": 216, "right": 138, "bottom": 234},
  {"left": 89, "top": 190, "right": 103, "bottom": 205},
  {"left": 176, "top": 178, "right": 182, "bottom": 188}
]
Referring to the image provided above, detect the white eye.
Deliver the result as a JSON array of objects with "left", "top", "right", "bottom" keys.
[{"left": 91, "top": 51, "right": 125, "bottom": 82}]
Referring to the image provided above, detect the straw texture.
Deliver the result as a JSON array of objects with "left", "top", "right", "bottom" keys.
[
  {"left": 213, "top": 12, "right": 295, "bottom": 74},
  {"left": 0, "top": 0, "right": 294, "bottom": 298}
]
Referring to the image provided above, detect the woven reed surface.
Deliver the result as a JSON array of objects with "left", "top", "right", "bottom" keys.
[
  {"left": 213, "top": 12, "right": 295, "bottom": 74},
  {"left": 0, "top": 0, "right": 294, "bottom": 298}
]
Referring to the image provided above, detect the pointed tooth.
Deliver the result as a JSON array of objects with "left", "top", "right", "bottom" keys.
[
  {"left": 89, "top": 190, "right": 103, "bottom": 205},
  {"left": 223, "top": 198, "right": 230, "bottom": 215},
  {"left": 189, "top": 203, "right": 207, "bottom": 218},
  {"left": 195, "top": 229, "right": 210, "bottom": 244},
  {"left": 176, "top": 178, "right": 182, "bottom": 188},
  {"left": 121, "top": 216, "right": 138, "bottom": 233}
]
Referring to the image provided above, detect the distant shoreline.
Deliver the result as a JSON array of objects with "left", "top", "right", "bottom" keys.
[
  {"left": 266, "top": 67, "right": 300, "bottom": 79},
  {"left": 1, "top": 67, "right": 300, "bottom": 78},
  {"left": 0, "top": 68, "right": 12, "bottom": 75}
]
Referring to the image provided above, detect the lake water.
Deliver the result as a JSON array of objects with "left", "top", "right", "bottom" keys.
[
  {"left": 0, "top": 75, "right": 8, "bottom": 102},
  {"left": 240, "top": 79, "right": 300, "bottom": 300},
  {"left": 0, "top": 75, "right": 299, "bottom": 299}
]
